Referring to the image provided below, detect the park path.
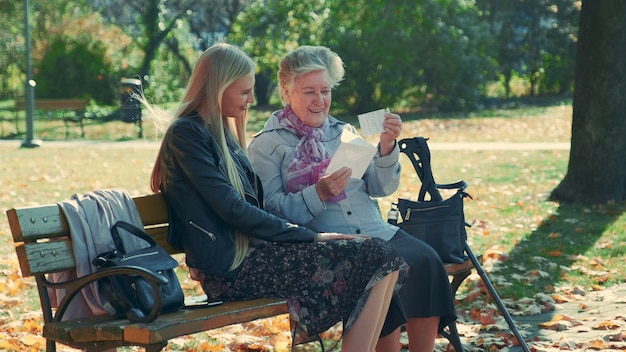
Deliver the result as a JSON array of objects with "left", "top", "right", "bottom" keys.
[{"left": 0, "top": 139, "right": 571, "bottom": 151}]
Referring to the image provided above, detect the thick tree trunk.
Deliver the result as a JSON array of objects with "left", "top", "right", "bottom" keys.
[{"left": 550, "top": 0, "right": 626, "bottom": 204}]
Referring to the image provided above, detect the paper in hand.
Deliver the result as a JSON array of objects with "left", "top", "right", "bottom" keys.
[
  {"left": 358, "top": 108, "right": 389, "bottom": 136},
  {"left": 326, "top": 129, "right": 377, "bottom": 179}
]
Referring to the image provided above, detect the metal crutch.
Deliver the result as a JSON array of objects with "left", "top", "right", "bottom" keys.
[{"left": 464, "top": 242, "right": 531, "bottom": 352}]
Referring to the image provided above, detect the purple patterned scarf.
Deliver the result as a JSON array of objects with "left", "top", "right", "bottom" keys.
[{"left": 278, "top": 105, "right": 346, "bottom": 202}]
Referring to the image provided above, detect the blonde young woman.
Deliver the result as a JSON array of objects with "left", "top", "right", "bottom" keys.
[{"left": 148, "top": 42, "right": 407, "bottom": 351}]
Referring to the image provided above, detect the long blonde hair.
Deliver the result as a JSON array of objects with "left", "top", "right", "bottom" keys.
[{"left": 150, "top": 43, "right": 255, "bottom": 271}]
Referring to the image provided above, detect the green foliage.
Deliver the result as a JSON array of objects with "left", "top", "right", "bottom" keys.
[
  {"left": 476, "top": 0, "right": 579, "bottom": 97},
  {"left": 0, "top": 0, "right": 581, "bottom": 112},
  {"left": 232, "top": 0, "right": 498, "bottom": 113},
  {"left": 143, "top": 44, "right": 192, "bottom": 104},
  {"left": 0, "top": 1, "right": 25, "bottom": 99},
  {"left": 229, "top": 0, "right": 330, "bottom": 106},
  {"left": 323, "top": 0, "right": 496, "bottom": 112},
  {"left": 36, "top": 37, "right": 116, "bottom": 104}
]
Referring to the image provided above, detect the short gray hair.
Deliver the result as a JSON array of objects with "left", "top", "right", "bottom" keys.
[{"left": 278, "top": 46, "right": 345, "bottom": 103}]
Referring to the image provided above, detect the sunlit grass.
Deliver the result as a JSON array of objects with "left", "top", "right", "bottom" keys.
[{"left": 2, "top": 100, "right": 625, "bottom": 351}]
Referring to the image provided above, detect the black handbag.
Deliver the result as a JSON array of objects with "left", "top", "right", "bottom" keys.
[
  {"left": 93, "top": 220, "right": 185, "bottom": 323},
  {"left": 392, "top": 137, "right": 472, "bottom": 264}
]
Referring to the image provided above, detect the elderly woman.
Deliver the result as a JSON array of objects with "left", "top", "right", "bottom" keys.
[
  {"left": 248, "top": 45, "right": 456, "bottom": 352},
  {"left": 149, "top": 43, "right": 406, "bottom": 352}
]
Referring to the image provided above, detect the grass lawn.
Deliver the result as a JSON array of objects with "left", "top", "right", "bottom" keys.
[{"left": 1, "top": 100, "right": 625, "bottom": 351}]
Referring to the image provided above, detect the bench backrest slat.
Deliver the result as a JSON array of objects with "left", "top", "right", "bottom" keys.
[
  {"left": 16, "top": 240, "right": 75, "bottom": 276},
  {"left": 133, "top": 193, "right": 169, "bottom": 226},
  {"left": 8, "top": 193, "right": 177, "bottom": 278},
  {"left": 14, "top": 99, "right": 88, "bottom": 111},
  {"left": 8, "top": 205, "right": 69, "bottom": 242}
]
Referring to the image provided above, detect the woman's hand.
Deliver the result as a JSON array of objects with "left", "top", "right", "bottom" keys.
[
  {"left": 315, "top": 167, "right": 352, "bottom": 202},
  {"left": 314, "top": 232, "right": 368, "bottom": 242},
  {"left": 379, "top": 112, "right": 402, "bottom": 156}
]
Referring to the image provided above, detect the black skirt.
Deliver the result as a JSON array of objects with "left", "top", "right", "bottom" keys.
[{"left": 380, "top": 229, "right": 457, "bottom": 336}]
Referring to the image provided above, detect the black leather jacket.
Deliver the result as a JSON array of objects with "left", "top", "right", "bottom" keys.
[{"left": 159, "top": 115, "right": 317, "bottom": 278}]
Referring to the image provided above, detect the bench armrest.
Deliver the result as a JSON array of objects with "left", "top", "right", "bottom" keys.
[{"left": 43, "top": 265, "right": 168, "bottom": 323}]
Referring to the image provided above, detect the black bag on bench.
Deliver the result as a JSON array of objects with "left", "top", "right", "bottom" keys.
[
  {"left": 393, "top": 137, "right": 472, "bottom": 264},
  {"left": 93, "top": 221, "right": 184, "bottom": 323}
]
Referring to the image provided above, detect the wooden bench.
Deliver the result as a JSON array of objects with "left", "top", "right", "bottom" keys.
[
  {"left": 7, "top": 190, "right": 480, "bottom": 352},
  {"left": 7, "top": 192, "right": 290, "bottom": 352},
  {"left": 13, "top": 99, "right": 89, "bottom": 138}
]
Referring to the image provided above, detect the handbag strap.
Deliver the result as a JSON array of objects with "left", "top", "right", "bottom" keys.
[
  {"left": 398, "top": 137, "right": 469, "bottom": 201},
  {"left": 111, "top": 220, "right": 157, "bottom": 254},
  {"left": 398, "top": 137, "right": 442, "bottom": 202},
  {"left": 438, "top": 180, "right": 469, "bottom": 191}
]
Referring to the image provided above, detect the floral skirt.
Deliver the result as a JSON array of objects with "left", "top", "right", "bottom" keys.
[{"left": 189, "top": 237, "right": 407, "bottom": 345}]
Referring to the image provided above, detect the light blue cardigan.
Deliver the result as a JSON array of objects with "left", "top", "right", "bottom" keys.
[{"left": 248, "top": 110, "right": 401, "bottom": 241}]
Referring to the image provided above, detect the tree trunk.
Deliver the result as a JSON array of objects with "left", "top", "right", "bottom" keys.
[
  {"left": 254, "top": 70, "right": 275, "bottom": 107},
  {"left": 550, "top": 0, "right": 626, "bottom": 204}
]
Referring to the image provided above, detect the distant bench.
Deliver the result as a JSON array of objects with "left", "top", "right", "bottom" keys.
[{"left": 3, "top": 99, "right": 89, "bottom": 138}]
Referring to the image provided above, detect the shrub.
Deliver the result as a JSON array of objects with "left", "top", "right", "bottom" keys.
[{"left": 35, "top": 37, "right": 117, "bottom": 105}]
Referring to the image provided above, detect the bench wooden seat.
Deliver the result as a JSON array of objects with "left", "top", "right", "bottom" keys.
[
  {"left": 43, "top": 298, "right": 287, "bottom": 351},
  {"left": 10, "top": 98, "right": 89, "bottom": 138},
  {"left": 446, "top": 256, "right": 481, "bottom": 295},
  {"left": 7, "top": 192, "right": 289, "bottom": 352}
]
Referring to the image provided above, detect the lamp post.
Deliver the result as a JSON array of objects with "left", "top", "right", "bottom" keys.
[{"left": 21, "top": 0, "right": 41, "bottom": 148}]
